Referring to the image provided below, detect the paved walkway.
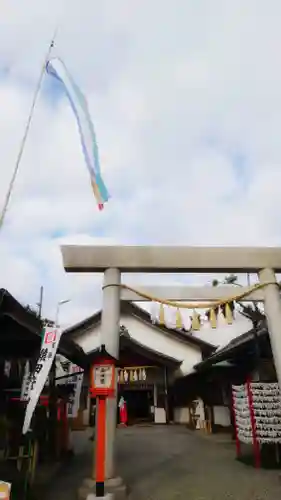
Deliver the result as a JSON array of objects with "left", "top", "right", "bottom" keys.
[{"left": 44, "top": 426, "right": 281, "bottom": 499}]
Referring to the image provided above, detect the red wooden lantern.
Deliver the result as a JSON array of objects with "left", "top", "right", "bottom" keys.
[{"left": 89, "top": 345, "right": 116, "bottom": 398}]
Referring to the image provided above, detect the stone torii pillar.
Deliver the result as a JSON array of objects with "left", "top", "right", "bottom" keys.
[
  {"left": 259, "top": 268, "right": 281, "bottom": 388},
  {"left": 100, "top": 267, "right": 121, "bottom": 479}
]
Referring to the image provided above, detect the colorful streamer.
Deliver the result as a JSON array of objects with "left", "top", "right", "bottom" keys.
[{"left": 46, "top": 58, "right": 109, "bottom": 210}]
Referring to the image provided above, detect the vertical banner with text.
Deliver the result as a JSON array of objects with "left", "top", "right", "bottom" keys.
[
  {"left": 67, "top": 364, "right": 84, "bottom": 419},
  {"left": 22, "top": 327, "right": 62, "bottom": 435},
  {"left": 20, "top": 361, "right": 31, "bottom": 401}
]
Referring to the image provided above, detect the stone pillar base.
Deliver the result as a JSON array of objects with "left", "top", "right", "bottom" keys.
[
  {"left": 78, "top": 477, "right": 127, "bottom": 500},
  {"left": 86, "top": 494, "right": 113, "bottom": 500}
]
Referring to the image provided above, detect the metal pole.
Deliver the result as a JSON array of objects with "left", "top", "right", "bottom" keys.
[
  {"left": 49, "top": 360, "right": 57, "bottom": 459},
  {"left": 252, "top": 320, "right": 261, "bottom": 380},
  {"left": 164, "top": 367, "right": 169, "bottom": 424},
  {"left": 49, "top": 302, "right": 60, "bottom": 459},
  {"left": 0, "top": 30, "right": 58, "bottom": 229},
  {"left": 38, "top": 286, "right": 44, "bottom": 318},
  {"left": 55, "top": 303, "right": 60, "bottom": 328}
]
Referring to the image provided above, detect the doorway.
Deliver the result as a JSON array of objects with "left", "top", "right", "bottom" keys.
[{"left": 118, "top": 387, "right": 154, "bottom": 424}]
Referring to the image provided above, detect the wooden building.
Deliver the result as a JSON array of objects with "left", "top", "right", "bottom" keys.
[
  {"left": 174, "top": 321, "right": 275, "bottom": 433},
  {"left": 63, "top": 302, "right": 214, "bottom": 425},
  {"left": 0, "top": 288, "right": 87, "bottom": 495}
]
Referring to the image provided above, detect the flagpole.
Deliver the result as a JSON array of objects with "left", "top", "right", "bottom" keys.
[{"left": 0, "top": 27, "right": 58, "bottom": 230}]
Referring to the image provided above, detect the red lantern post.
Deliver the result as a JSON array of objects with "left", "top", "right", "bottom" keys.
[{"left": 89, "top": 346, "right": 116, "bottom": 498}]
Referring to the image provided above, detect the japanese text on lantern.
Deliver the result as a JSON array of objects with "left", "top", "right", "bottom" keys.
[{"left": 94, "top": 365, "right": 113, "bottom": 389}]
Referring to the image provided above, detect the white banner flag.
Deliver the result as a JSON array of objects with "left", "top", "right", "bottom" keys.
[
  {"left": 22, "top": 327, "right": 62, "bottom": 435},
  {"left": 67, "top": 364, "right": 84, "bottom": 419}
]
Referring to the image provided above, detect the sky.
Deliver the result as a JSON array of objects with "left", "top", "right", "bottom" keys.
[{"left": 1, "top": 0, "right": 281, "bottom": 328}]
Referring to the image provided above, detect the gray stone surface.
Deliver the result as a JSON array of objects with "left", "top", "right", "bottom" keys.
[
  {"left": 44, "top": 426, "right": 281, "bottom": 500},
  {"left": 78, "top": 477, "right": 126, "bottom": 500},
  {"left": 86, "top": 495, "right": 113, "bottom": 500},
  {"left": 61, "top": 244, "right": 281, "bottom": 273}
]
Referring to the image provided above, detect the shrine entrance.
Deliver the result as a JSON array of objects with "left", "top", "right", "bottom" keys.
[
  {"left": 118, "top": 385, "right": 154, "bottom": 424},
  {"left": 118, "top": 365, "right": 154, "bottom": 424},
  {"left": 60, "top": 244, "right": 281, "bottom": 489},
  {"left": 117, "top": 364, "right": 170, "bottom": 426},
  {"left": 116, "top": 332, "right": 178, "bottom": 425}
]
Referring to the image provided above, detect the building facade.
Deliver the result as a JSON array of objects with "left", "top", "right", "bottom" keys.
[{"left": 63, "top": 303, "right": 214, "bottom": 425}]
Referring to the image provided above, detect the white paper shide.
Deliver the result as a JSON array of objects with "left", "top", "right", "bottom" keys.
[{"left": 232, "top": 382, "right": 281, "bottom": 444}]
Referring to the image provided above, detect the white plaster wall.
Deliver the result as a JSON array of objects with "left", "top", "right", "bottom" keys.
[
  {"left": 82, "top": 395, "right": 91, "bottom": 425},
  {"left": 74, "top": 313, "right": 203, "bottom": 377},
  {"left": 154, "top": 407, "right": 166, "bottom": 424},
  {"left": 174, "top": 407, "right": 190, "bottom": 424},
  {"left": 74, "top": 324, "right": 101, "bottom": 353},
  {"left": 193, "top": 310, "right": 252, "bottom": 348},
  {"left": 125, "top": 315, "right": 203, "bottom": 376},
  {"left": 213, "top": 406, "right": 231, "bottom": 427}
]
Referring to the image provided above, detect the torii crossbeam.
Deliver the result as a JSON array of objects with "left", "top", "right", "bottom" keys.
[{"left": 61, "top": 245, "right": 281, "bottom": 273}]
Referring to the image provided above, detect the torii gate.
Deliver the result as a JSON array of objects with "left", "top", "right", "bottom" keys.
[{"left": 60, "top": 245, "right": 281, "bottom": 484}]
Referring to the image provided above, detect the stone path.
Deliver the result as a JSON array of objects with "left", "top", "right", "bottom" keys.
[{"left": 44, "top": 426, "right": 281, "bottom": 499}]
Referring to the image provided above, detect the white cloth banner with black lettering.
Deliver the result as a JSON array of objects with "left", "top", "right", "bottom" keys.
[
  {"left": 67, "top": 364, "right": 84, "bottom": 419},
  {"left": 22, "top": 327, "right": 62, "bottom": 434}
]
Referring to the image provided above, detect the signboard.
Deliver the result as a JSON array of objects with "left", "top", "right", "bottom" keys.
[
  {"left": 22, "top": 327, "right": 62, "bottom": 434},
  {"left": 90, "top": 362, "right": 116, "bottom": 397},
  {"left": 93, "top": 365, "right": 114, "bottom": 389},
  {"left": 67, "top": 364, "right": 84, "bottom": 419},
  {"left": 0, "top": 481, "right": 11, "bottom": 499}
]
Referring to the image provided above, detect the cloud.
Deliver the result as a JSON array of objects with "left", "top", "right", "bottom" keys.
[{"left": 1, "top": 0, "right": 281, "bottom": 330}]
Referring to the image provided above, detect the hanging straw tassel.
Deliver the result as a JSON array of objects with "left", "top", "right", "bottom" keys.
[
  {"left": 176, "top": 309, "right": 182, "bottom": 329},
  {"left": 225, "top": 302, "right": 233, "bottom": 324},
  {"left": 192, "top": 310, "right": 200, "bottom": 330},
  {"left": 159, "top": 303, "right": 165, "bottom": 325},
  {"left": 210, "top": 308, "right": 217, "bottom": 328}
]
